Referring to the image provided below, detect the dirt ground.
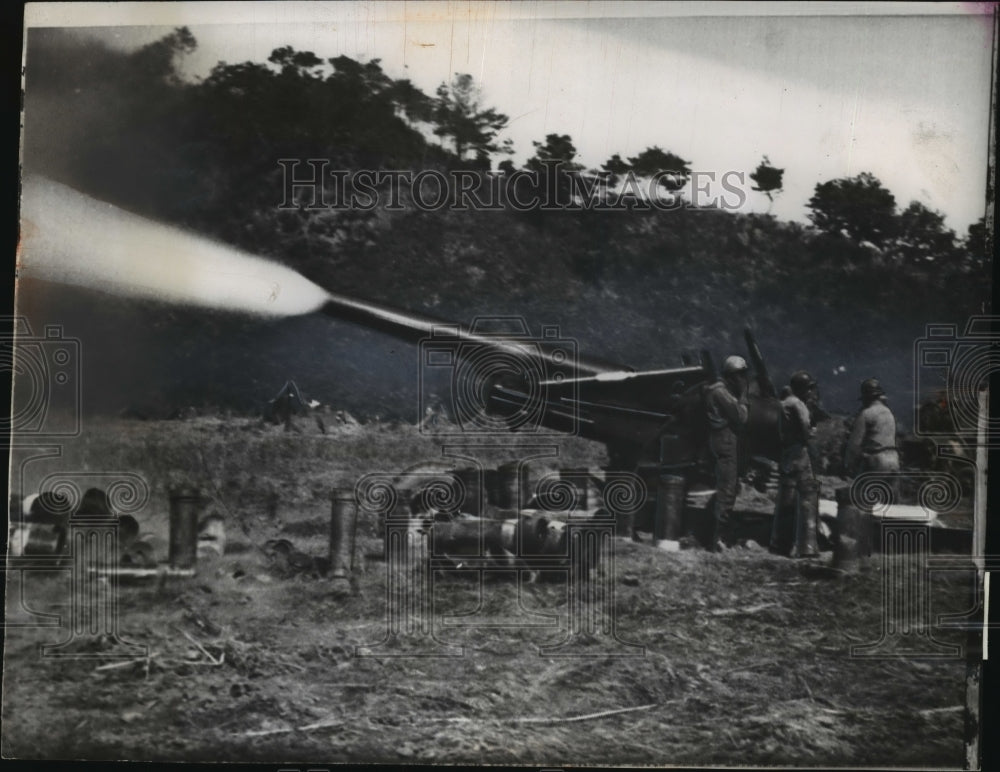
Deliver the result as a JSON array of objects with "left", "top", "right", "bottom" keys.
[{"left": 1, "top": 417, "right": 980, "bottom": 766}]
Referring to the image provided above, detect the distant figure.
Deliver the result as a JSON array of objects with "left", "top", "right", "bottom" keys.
[
  {"left": 704, "top": 355, "right": 750, "bottom": 550},
  {"left": 770, "top": 370, "right": 818, "bottom": 556},
  {"left": 270, "top": 380, "right": 305, "bottom": 431},
  {"left": 844, "top": 378, "right": 899, "bottom": 476},
  {"left": 265, "top": 380, "right": 325, "bottom": 433}
]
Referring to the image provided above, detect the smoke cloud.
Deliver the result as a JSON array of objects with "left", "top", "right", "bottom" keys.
[{"left": 19, "top": 176, "right": 331, "bottom": 317}]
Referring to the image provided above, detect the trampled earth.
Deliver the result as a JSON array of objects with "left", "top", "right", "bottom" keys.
[{"left": 1, "top": 417, "right": 977, "bottom": 766}]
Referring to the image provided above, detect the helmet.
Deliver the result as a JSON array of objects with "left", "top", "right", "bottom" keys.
[
  {"left": 722, "top": 355, "right": 748, "bottom": 375},
  {"left": 860, "top": 378, "right": 885, "bottom": 400},
  {"left": 789, "top": 370, "right": 816, "bottom": 397}
]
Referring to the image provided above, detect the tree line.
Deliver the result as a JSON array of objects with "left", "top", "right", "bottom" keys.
[{"left": 24, "top": 27, "right": 989, "bottom": 307}]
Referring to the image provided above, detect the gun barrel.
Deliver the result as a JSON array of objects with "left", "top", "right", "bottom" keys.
[
  {"left": 744, "top": 327, "right": 777, "bottom": 399},
  {"left": 320, "top": 293, "right": 627, "bottom": 376}
]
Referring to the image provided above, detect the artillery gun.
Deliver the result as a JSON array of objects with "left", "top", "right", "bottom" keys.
[{"left": 319, "top": 293, "right": 784, "bottom": 546}]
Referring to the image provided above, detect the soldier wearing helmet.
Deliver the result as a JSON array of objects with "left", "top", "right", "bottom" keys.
[
  {"left": 703, "top": 355, "right": 750, "bottom": 550},
  {"left": 844, "top": 378, "right": 899, "bottom": 475},
  {"left": 770, "top": 370, "right": 818, "bottom": 557}
]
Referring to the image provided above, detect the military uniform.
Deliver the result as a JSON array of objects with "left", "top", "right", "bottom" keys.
[
  {"left": 705, "top": 379, "right": 749, "bottom": 545},
  {"left": 770, "top": 391, "right": 815, "bottom": 556},
  {"left": 845, "top": 398, "right": 899, "bottom": 474}
]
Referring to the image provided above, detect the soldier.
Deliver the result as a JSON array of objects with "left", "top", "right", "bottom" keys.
[
  {"left": 705, "top": 355, "right": 750, "bottom": 550},
  {"left": 770, "top": 370, "right": 818, "bottom": 557},
  {"left": 844, "top": 378, "right": 899, "bottom": 475}
]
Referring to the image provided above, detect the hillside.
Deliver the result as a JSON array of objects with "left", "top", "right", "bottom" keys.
[{"left": 16, "top": 27, "right": 990, "bottom": 425}]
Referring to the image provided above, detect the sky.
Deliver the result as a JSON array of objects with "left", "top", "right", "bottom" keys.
[{"left": 25, "top": 1, "right": 997, "bottom": 231}]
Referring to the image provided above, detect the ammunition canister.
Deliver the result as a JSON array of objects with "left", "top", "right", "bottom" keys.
[
  {"left": 793, "top": 478, "right": 821, "bottom": 558},
  {"left": 495, "top": 461, "right": 529, "bottom": 510},
  {"left": 76, "top": 487, "right": 111, "bottom": 516},
  {"left": 833, "top": 485, "right": 872, "bottom": 571},
  {"left": 23, "top": 523, "right": 63, "bottom": 556},
  {"left": 168, "top": 488, "right": 204, "bottom": 569},
  {"left": 431, "top": 518, "right": 499, "bottom": 557},
  {"left": 615, "top": 508, "right": 634, "bottom": 539},
  {"left": 517, "top": 513, "right": 550, "bottom": 556},
  {"left": 770, "top": 481, "right": 798, "bottom": 556},
  {"left": 542, "top": 518, "right": 568, "bottom": 557},
  {"left": 197, "top": 514, "right": 227, "bottom": 557},
  {"left": 500, "top": 518, "right": 520, "bottom": 554},
  {"left": 117, "top": 514, "right": 140, "bottom": 551},
  {"left": 654, "top": 474, "right": 686, "bottom": 544},
  {"left": 25, "top": 491, "right": 72, "bottom": 555},
  {"left": 330, "top": 490, "right": 355, "bottom": 580}
]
